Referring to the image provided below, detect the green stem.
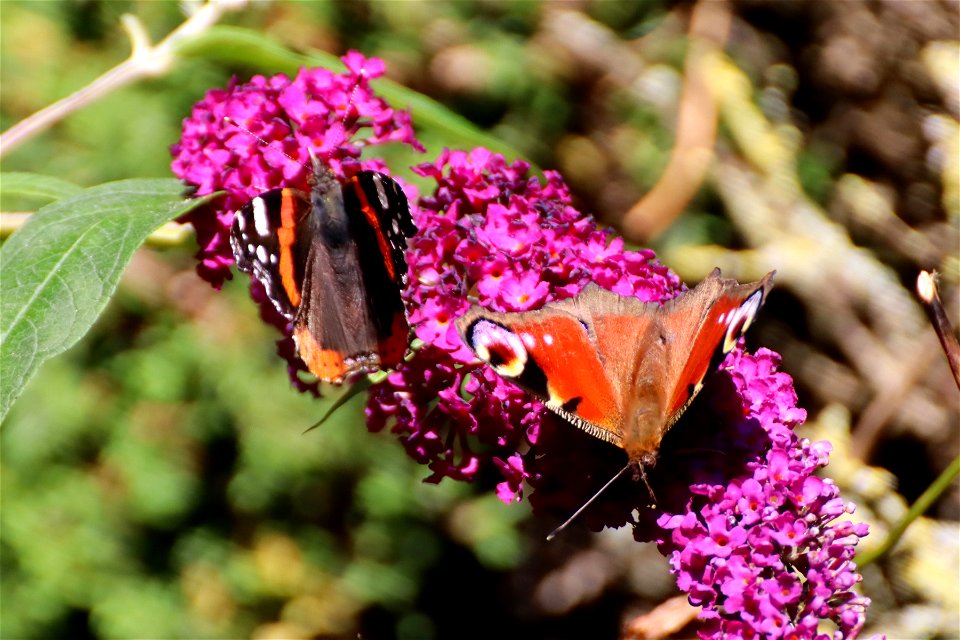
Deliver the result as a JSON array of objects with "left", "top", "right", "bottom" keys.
[{"left": 858, "top": 452, "right": 960, "bottom": 567}]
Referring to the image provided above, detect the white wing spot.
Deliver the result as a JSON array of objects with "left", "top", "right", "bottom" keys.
[
  {"left": 521, "top": 332, "right": 538, "bottom": 350},
  {"left": 252, "top": 197, "right": 271, "bottom": 236},
  {"left": 373, "top": 176, "right": 389, "bottom": 208},
  {"left": 256, "top": 245, "right": 268, "bottom": 264}
]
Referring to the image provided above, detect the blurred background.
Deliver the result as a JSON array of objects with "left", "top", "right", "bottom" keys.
[{"left": 1, "top": 1, "right": 957, "bottom": 638}]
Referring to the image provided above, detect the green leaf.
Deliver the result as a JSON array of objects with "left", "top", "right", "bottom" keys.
[
  {"left": 0, "top": 172, "right": 83, "bottom": 201},
  {"left": 0, "top": 178, "right": 213, "bottom": 424},
  {"left": 303, "top": 377, "right": 373, "bottom": 434},
  {"left": 374, "top": 78, "right": 523, "bottom": 163},
  {"left": 172, "top": 25, "right": 309, "bottom": 75}
]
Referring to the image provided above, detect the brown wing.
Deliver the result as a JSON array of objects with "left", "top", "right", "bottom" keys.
[
  {"left": 294, "top": 172, "right": 414, "bottom": 384},
  {"left": 293, "top": 232, "right": 381, "bottom": 383},
  {"left": 619, "top": 270, "right": 775, "bottom": 461}
]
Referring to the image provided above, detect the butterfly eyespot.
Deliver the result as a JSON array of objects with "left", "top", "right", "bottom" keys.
[
  {"left": 485, "top": 342, "right": 519, "bottom": 368},
  {"left": 467, "top": 319, "right": 527, "bottom": 378}
]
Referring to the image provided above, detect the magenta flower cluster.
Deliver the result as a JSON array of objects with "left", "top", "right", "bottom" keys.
[
  {"left": 170, "top": 51, "right": 422, "bottom": 289},
  {"left": 657, "top": 348, "right": 871, "bottom": 638},
  {"left": 365, "top": 155, "right": 871, "bottom": 640},
  {"left": 169, "top": 52, "right": 422, "bottom": 394},
  {"left": 171, "top": 55, "right": 873, "bottom": 638},
  {"left": 366, "top": 147, "right": 680, "bottom": 495}
]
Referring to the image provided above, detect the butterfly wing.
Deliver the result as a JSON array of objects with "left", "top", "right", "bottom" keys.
[
  {"left": 455, "top": 285, "right": 663, "bottom": 448},
  {"left": 231, "top": 170, "right": 415, "bottom": 384},
  {"left": 230, "top": 188, "right": 312, "bottom": 320},
  {"left": 645, "top": 269, "right": 776, "bottom": 434},
  {"left": 456, "top": 271, "right": 775, "bottom": 464},
  {"left": 574, "top": 271, "right": 774, "bottom": 463},
  {"left": 341, "top": 171, "right": 416, "bottom": 355},
  {"left": 294, "top": 171, "right": 415, "bottom": 383}
]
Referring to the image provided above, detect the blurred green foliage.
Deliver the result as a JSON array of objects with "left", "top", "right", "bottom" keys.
[{"left": 2, "top": 265, "right": 522, "bottom": 638}]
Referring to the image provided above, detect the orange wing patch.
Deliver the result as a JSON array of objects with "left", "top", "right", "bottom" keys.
[
  {"left": 295, "top": 326, "right": 351, "bottom": 382},
  {"left": 277, "top": 189, "right": 302, "bottom": 307},
  {"left": 349, "top": 177, "right": 397, "bottom": 280},
  {"left": 522, "top": 316, "right": 620, "bottom": 432}
]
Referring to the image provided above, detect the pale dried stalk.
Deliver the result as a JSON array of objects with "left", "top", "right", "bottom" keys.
[
  {"left": 622, "top": 0, "right": 732, "bottom": 242},
  {"left": 0, "top": 0, "right": 248, "bottom": 157}
]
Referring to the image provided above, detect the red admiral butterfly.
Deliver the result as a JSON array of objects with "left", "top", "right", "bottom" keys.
[
  {"left": 456, "top": 269, "right": 775, "bottom": 468},
  {"left": 230, "top": 157, "right": 416, "bottom": 384}
]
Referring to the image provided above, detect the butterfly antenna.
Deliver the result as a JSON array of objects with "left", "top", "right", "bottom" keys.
[
  {"left": 546, "top": 462, "right": 632, "bottom": 542},
  {"left": 637, "top": 463, "right": 658, "bottom": 508},
  {"left": 306, "top": 147, "right": 325, "bottom": 176},
  {"left": 223, "top": 116, "right": 311, "bottom": 171}
]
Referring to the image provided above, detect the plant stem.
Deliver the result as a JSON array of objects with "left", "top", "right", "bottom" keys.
[
  {"left": 917, "top": 270, "right": 960, "bottom": 389},
  {"left": 858, "top": 452, "right": 960, "bottom": 567}
]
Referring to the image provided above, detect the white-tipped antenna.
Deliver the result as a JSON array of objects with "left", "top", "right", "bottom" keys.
[
  {"left": 545, "top": 461, "right": 660, "bottom": 542},
  {"left": 637, "top": 463, "right": 658, "bottom": 508},
  {"left": 223, "top": 116, "right": 310, "bottom": 171},
  {"left": 546, "top": 462, "right": 632, "bottom": 541}
]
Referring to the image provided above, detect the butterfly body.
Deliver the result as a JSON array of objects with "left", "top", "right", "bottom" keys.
[
  {"left": 231, "top": 161, "right": 415, "bottom": 384},
  {"left": 456, "top": 270, "right": 776, "bottom": 466}
]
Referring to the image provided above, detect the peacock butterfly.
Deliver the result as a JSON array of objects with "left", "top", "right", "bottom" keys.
[{"left": 455, "top": 269, "right": 776, "bottom": 473}]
